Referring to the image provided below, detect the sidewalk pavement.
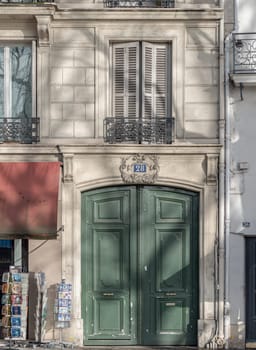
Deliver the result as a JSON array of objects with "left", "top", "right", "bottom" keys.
[{"left": 0, "top": 340, "right": 247, "bottom": 350}]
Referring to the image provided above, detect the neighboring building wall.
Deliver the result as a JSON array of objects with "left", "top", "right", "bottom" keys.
[
  {"left": 237, "top": 0, "right": 256, "bottom": 32},
  {"left": 228, "top": 0, "right": 256, "bottom": 347},
  {"left": 224, "top": 0, "right": 234, "bottom": 35}
]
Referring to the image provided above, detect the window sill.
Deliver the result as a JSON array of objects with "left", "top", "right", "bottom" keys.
[{"left": 230, "top": 73, "right": 256, "bottom": 86}]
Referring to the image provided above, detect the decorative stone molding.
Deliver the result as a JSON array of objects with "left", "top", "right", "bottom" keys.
[
  {"left": 36, "top": 16, "right": 52, "bottom": 47},
  {"left": 120, "top": 153, "right": 159, "bottom": 184},
  {"left": 206, "top": 154, "right": 218, "bottom": 185},
  {"left": 63, "top": 154, "right": 74, "bottom": 183}
]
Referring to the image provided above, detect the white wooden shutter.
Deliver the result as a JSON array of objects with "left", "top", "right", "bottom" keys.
[
  {"left": 142, "top": 44, "right": 153, "bottom": 119},
  {"left": 142, "top": 42, "right": 169, "bottom": 119},
  {"left": 112, "top": 42, "right": 139, "bottom": 119}
]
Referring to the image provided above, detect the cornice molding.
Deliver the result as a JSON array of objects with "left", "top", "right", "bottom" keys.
[
  {"left": 57, "top": 144, "right": 222, "bottom": 155},
  {"left": 52, "top": 9, "right": 223, "bottom": 21},
  {"left": 0, "top": 5, "right": 56, "bottom": 16}
]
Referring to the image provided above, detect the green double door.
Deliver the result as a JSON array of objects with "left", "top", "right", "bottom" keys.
[{"left": 81, "top": 186, "right": 198, "bottom": 346}]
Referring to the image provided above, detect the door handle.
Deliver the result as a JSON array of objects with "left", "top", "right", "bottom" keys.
[{"left": 103, "top": 293, "right": 114, "bottom": 296}]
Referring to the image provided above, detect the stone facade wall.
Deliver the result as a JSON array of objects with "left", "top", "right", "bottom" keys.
[
  {"left": 185, "top": 25, "right": 219, "bottom": 140},
  {"left": 39, "top": 14, "right": 221, "bottom": 144},
  {"left": 0, "top": 3, "right": 224, "bottom": 346},
  {"left": 50, "top": 27, "right": 95, "bottom": 139}
]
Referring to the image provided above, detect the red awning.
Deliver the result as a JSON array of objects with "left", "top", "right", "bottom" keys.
[{"left": 0, "top": 162, "right": 60, "bottom": 239}]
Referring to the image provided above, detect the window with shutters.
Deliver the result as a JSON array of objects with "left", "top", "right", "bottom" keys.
[
  {"left": 0, "top": 43, "right": 39, "bottom": 144},
  {"left": 104, "top": 41, "right": 173, "bottom": 144}
]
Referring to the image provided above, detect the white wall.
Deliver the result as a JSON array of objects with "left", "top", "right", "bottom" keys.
[
  {"left": 229, "top": 0, "right": 256, "bottom": 346},
  {"left": 238, "top": 0, "right": 256, "bottom": 32}
]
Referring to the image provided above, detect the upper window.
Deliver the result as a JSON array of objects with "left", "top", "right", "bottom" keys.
[
  {"left": 0, "top": 43, "right": 38, "bottom": 144},
  {"left": 104, "top": 41, "right": 173, "bottom": 144}
]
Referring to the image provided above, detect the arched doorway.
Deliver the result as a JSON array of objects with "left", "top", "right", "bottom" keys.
[{"left": 81, "top": 186, "right": 199, "bottom": 346}]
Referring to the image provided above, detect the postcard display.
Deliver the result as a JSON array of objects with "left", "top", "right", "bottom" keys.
[
  {"left": 1, "top": 270, "right": 29, "bottom": 339},
  {"left": 54, "top": 281, "right": 72, "bottom": 329}
]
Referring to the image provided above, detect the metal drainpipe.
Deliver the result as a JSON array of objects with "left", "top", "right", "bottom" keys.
[
  {"left": 224, "top": 30, "right": 231, "bottom": 349},
  {"left": 218, "top": 1, "right": 225, "bottom": 346},
  {"left": 223, "top": 0, "right": 239, "bottom": 347}
]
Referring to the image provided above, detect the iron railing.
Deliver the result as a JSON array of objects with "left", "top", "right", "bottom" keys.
[
  {"left": 0, "top": 117, "right": 39, "bottom": 143},
  {"left": 104, "top": 117, "right": 173, "bottom": 144},
  {"left": 104, "top": 0, "right": 174, "bottom": 7},
  {"left": 233, "top": 33, "right": 256, "bottom": 73},
  {"left": 0, "top": 0, "right": 53, "bottom": 3}
]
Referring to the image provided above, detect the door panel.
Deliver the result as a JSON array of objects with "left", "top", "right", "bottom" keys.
[
  {"left": 156, "top": 228, "right": 189, "bottom": 290},
  {"left": 81, "top": 186, "right": 198, "bottom": 346},
  {"left": 140, "top": 188, "right": 198, "bottom": 345},
  {"left": 91, "top": 227, "right": 131, "bottom": 337},
  {"left": 81, "top": 187, "right": 137, "bottom": 344}
]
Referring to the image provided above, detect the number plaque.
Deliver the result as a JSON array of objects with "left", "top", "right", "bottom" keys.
[{"left": 133, "top": 164, "right": 147, "bottom": 173}]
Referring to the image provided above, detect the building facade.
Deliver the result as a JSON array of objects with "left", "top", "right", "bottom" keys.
[
  {"left": 227, "top": 0, "right": 256, "bottom": 348},
  {"left": 0, "top": 0, "right": 227, "bottom": 347}
]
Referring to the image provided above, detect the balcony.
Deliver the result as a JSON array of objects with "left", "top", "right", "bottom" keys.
[
  {"left": 104, "top": 0, "right": 174, "bottom": 7},
  {"left": 230, "top": 33, "right": 256, "bottom": 86},
  {"left": 104, "top": 117, "right": 173, "bottom": 144},
  {"left": 0, "top": 117, "right": 39, "bottom": 144},
  {"left": 233, "top": 33, "right": 256, "bottom": 74}
]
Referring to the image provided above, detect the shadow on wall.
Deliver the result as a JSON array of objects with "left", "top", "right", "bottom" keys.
[
  {"left": 28, "top": 277, "right": 57, "bottom": 341},
  {"left": 45, "top": 284, "right": 58, "bottom": 338}
]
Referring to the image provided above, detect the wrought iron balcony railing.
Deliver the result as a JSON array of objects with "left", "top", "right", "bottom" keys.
[
  {"left": 233, "top": 33, "right": 256, "bottom": 73},
  {"left": 104, "top": 0, "right": 174, "bottom": 7},
  {"left": 104, "top": 117, "right": 173, "bottom": 144},
  {"left": 0, "top": 117, "right": 39, "bottom": 144},
  {"left": 0, "top": 0, "right": 53, "bottom": 3}
]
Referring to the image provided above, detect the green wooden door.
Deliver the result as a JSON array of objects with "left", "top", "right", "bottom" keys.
[
  {"left": 81, "top": 186, "right": 198, "bottom": 346},
  {"left": 140, "top": 188, "right": 198, "bottom": 345}
]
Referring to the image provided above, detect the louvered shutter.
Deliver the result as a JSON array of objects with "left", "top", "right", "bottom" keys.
[
  {"left": 112, "top": 42, "right": 139, "bottom": 119},
  {"left": 142, "top": 42, "right": 169, "bottom": 120}
]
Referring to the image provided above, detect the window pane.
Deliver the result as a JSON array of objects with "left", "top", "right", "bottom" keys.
[
  {"left": 0, "top": 240, "right": 12, "bottom": 248},
  {"left": 0, "top": 48, "right": 4, "bottom": 118},
  {"left": 11, "top": 46, "right": 32, "bottom": 119}
]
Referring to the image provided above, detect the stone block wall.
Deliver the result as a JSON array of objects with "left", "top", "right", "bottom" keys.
[
  {"left": 184, "top": 25, "right": 219, "bottom": 140},
  {"left": 50, "top": 27, "right": 95, "bottom": 139}
]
